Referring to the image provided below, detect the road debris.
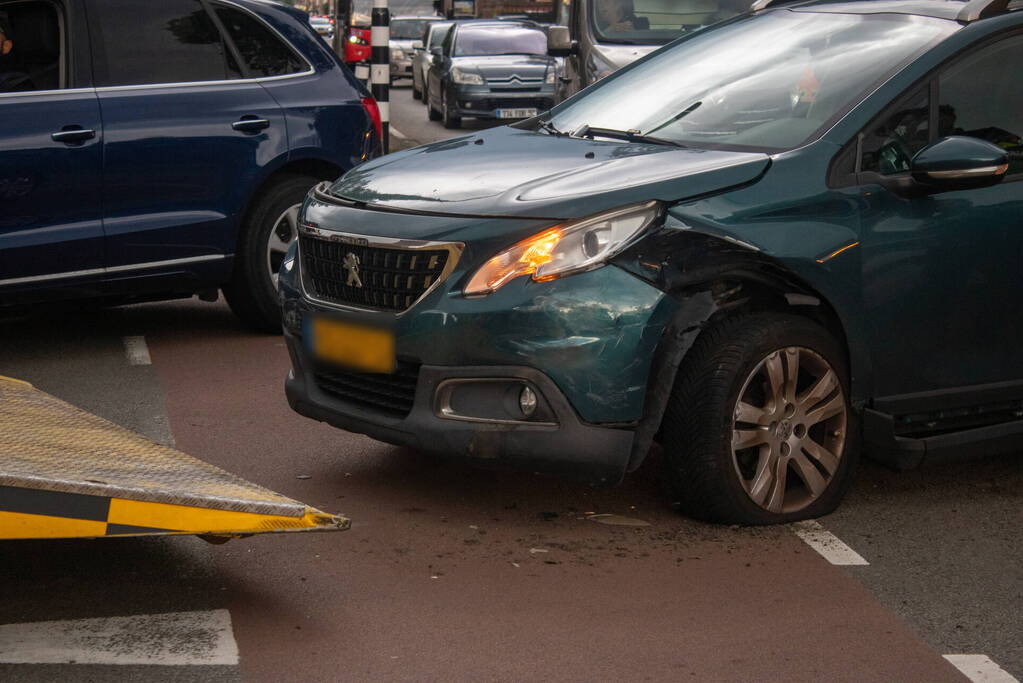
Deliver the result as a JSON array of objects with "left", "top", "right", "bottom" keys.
[{"left": 586, "top": 514, "right": 651, "bottom": 527}]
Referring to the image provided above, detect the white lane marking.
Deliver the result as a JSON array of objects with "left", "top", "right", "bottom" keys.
[
  {"left": 792, "top": 520, "right": 869, "bottom": 566},
  {"left": 944, "top": 655, "right": 1019, "bottom": 682},
  {"left": 0, "top": 609, "right": 239, "bottom": 666},
  {"left": 122, "top": 335, "right": 152, "bottom": 366},
  {"left": 390, "top": 125, "right": 407, "bottom": 140}
]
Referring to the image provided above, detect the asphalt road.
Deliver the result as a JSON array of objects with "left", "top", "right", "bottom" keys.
[{"left": 0, "top": 88, "right": 1020, "bottom": 681}]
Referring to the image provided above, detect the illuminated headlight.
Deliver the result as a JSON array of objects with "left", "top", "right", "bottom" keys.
[
  {"left": 464, "top": 201, "right": 662, "bottom": 295},
  {"left": 391, "top": 48, "right": 405, "bottom": 60},
  {"left": 545, "top": 70, "right": 556, "bottom": 84},
  {"left": 451, "top": 67, "right": 485, "bottom": 85}
]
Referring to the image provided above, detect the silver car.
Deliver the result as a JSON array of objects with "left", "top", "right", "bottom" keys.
[
  {"left": 389, "top": 16, "right": 442, "bottom": 84},
  {"left": 411, "top": 19, "right": 454, "bottom": 101}
]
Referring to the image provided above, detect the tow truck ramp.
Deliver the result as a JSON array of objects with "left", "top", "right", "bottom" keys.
[{"left": 0, "top": 376, "right": 348, "bottom": 541}]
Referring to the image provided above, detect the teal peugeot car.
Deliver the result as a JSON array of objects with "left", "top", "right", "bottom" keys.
[{"left": 280, "top": 0, "right": 1023, "bottom": 524}]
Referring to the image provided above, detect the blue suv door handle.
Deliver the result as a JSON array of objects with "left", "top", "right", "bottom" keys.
[
  {"left": 232, "top": 117, "right": 271, "bottom": 133},
  {"left": 51, "top": 128, "right": 96, "bottom": 143}
]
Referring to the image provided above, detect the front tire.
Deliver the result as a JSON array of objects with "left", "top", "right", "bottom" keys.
[
  {"left": 441, "top": 90, "right": 461, "bottom": 129},
  {"left": 661, "top": 312, "right": 857, "bottom": 525},
  {"left": 412, "top": 83, "right": 422, "bottom": 100},
  {"left": 427, "top": 90, "right": 441, "bottom": 121},
  {"left": 223, "top": 174, "right": 318, "bottom": 333}
]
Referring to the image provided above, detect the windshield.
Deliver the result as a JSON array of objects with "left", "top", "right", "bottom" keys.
[
  {"left": 551, "top": 11, "right": 956, "bottom": 151},
  {"left": 391, "top": 18, "right": 436, "bottom": 39},
  {"left": 352, "top": 0, "right": 435, "bottom": 25},
  {"left": 590, "top": 0, "right": 747, "bottom": 45},
  {"left": 453, "top": 26, "right": 548, "bottom": 57}
]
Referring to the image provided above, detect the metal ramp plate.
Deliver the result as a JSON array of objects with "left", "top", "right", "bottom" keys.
[{"left": 0, "top": 376, "right": 348, "bottom": 540}]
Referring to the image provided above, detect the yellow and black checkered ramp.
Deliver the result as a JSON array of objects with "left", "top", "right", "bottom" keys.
[{"left": 0, "top": 376, "right": 348, "bottom": 540}]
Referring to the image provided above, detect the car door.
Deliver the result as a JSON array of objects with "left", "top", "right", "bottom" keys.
[
  {"left": 858, "top": 33, "right": 1023, "bottom": 399},
  {"left": 84, "top": 0, "right": 287, "bottom": 275},
  {"left": 427, "top": 24, "right": 454, "bottom": 109},
  {"left": 0, "top": 0, "right": 104, "bottom": 296}
]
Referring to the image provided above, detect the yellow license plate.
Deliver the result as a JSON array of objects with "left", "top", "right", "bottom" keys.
[{"left": 307, "top": 317, "right": 395, "bottom": 373}]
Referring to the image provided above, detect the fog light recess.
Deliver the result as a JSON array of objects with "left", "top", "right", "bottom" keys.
[{"left": 434, "top": 378, "right": 556, "bottom": 425}]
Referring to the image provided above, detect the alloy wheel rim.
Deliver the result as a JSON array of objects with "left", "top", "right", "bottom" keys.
[
  {"left": 731, "top": 346, "right": 847, "bottom": 515},
  {"left": 266, "top": 204, "right": 300, "bottom": 290}
]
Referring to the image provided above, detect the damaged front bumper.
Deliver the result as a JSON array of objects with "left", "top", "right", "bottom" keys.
[
  {"left": 284, "top": 344, "right": 636, "bottom": 485},
  {"left": 280, "top": 234, "right": 679, "bottom": 484}
]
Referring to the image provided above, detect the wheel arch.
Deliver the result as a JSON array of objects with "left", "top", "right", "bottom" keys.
[
  {"left": 623, "top": 245, "right": 868, "bottom": 472},
  {"left": 229, "top": 155, "right": 347, "bottom": 259}
]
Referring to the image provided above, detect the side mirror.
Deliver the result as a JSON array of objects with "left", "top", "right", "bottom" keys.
[
  {"left": 547, "top": 25, "right": 576, "bottom": 57},
  {"left": 910, "top": 136, "right": 1009, "bottom": 191},
  {"left": 411, "top": 40, "right": 424, "bottom": 50}
]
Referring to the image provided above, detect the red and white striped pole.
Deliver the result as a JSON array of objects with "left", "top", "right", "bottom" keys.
[{"left": 370, "top": 0, "right": 389, "bottom": 152}]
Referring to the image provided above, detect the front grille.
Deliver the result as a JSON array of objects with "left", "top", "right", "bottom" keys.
[
  {"left": 314, "top": 362, "right": 419, "bottom": 418},
  {"left": 489, "top": 87, "right": 541, "bottom": 93},
  {"left": 486, "top": 75, "right": 544, "bottom": 86},
  {"left": 300, "top": 234, "right": 450, "bottom": 312}
]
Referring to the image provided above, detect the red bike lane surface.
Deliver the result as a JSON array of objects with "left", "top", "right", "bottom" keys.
[{"left": 147, "top": 303, "right": 964, "bottom": 682}]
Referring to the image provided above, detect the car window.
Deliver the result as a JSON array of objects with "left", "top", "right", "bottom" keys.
[
  {"left": 591, "top": 0, "right": 746, "bottom": 46},
  {"left": 938, "top": 35, "right": 1023, "bottom": 175},
  {"left": 427, "top": 23, "right": 451, "bottom": 49},
  {"left": 87, "top": 0, "right": 241, "bottom": 87},
  {"left": 860, "top": 88, "right": 930, "bottom": 176},
  {"left": 391, "top": 18, "right": 434, "bottom": 39},
  {"left": 215, "top": 5, "right": 306, "bottom": 78},
  {"left": 453, "top": 26, "right": 547, "bottom": 57},
  {"left": 0, "top": 0, "right": 62, "bottom": 93}
]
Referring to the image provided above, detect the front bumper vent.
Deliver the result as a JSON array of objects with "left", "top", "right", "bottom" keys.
[{"left": 313, "top": 362, "right": 420, "bottom": 418}]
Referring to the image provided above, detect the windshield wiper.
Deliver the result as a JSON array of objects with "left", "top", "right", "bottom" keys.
[
  {"left": 572, "top": 125, "right": 686, "bottom": 148},
  {"left": 537, "top": 119, "right": 567, "bottom": 136},
  {"left": 644, "top": 101, "right": 702, "bottom": 136}
]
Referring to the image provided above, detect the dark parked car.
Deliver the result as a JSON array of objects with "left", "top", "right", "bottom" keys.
[
  {"left": 425, "top": 20, "right": 557, "bottom": 128},
  {"left": 0, "top": 0, "right": 381, "bottom": 330},
  {"left": 282, "top": 0, "right": 1023, "bottom": 524}
]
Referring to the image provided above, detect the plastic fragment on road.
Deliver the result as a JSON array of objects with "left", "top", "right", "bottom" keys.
[
  {"left": 586, "top": 513, "right": 651, "bottom": 527},
  {"left": 0, "top": 376, "right": 348, "bottom": 541}
]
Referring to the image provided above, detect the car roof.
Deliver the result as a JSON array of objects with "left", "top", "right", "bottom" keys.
[
  {"left": 391, "top": 15, "right": 442, "bottom": 20},
  {"left": 773, "top": 0, "right": 1021, "bottom": 21},
  {"left": 453, "top": 19, "right": 543, "bottom": 29}
]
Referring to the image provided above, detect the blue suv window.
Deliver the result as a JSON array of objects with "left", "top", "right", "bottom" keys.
[
  {"left": 87, "top": 0, "right": 241, "bottom": 87},
  {"left": 214, "top": 5, "right": 306, "bottom": 78},
  {"left": 0, "top": 1, "right": 62, "bottom": 93}
]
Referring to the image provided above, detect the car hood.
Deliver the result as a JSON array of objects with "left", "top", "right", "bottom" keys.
[
  {"left": 390, "top": 39, "right": 417, "bottom": 50},
  {"left": 451, "top": 54, "right": 554, "bottom": 78},
  {"left": 330, "top": 126, "right": 770, "bottom": 219}
]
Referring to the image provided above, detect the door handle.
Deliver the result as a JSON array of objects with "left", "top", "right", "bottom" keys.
[
  {"left": 51, "top": 128, "right": 96, "bottom": 143},
  {"left": 232, "top": 117, "right": 270, "bottom": 133}
]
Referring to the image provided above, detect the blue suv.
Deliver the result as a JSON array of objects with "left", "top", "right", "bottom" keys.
[{"left": 0, "top": 0, "right": 381, "bottom": 330}]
